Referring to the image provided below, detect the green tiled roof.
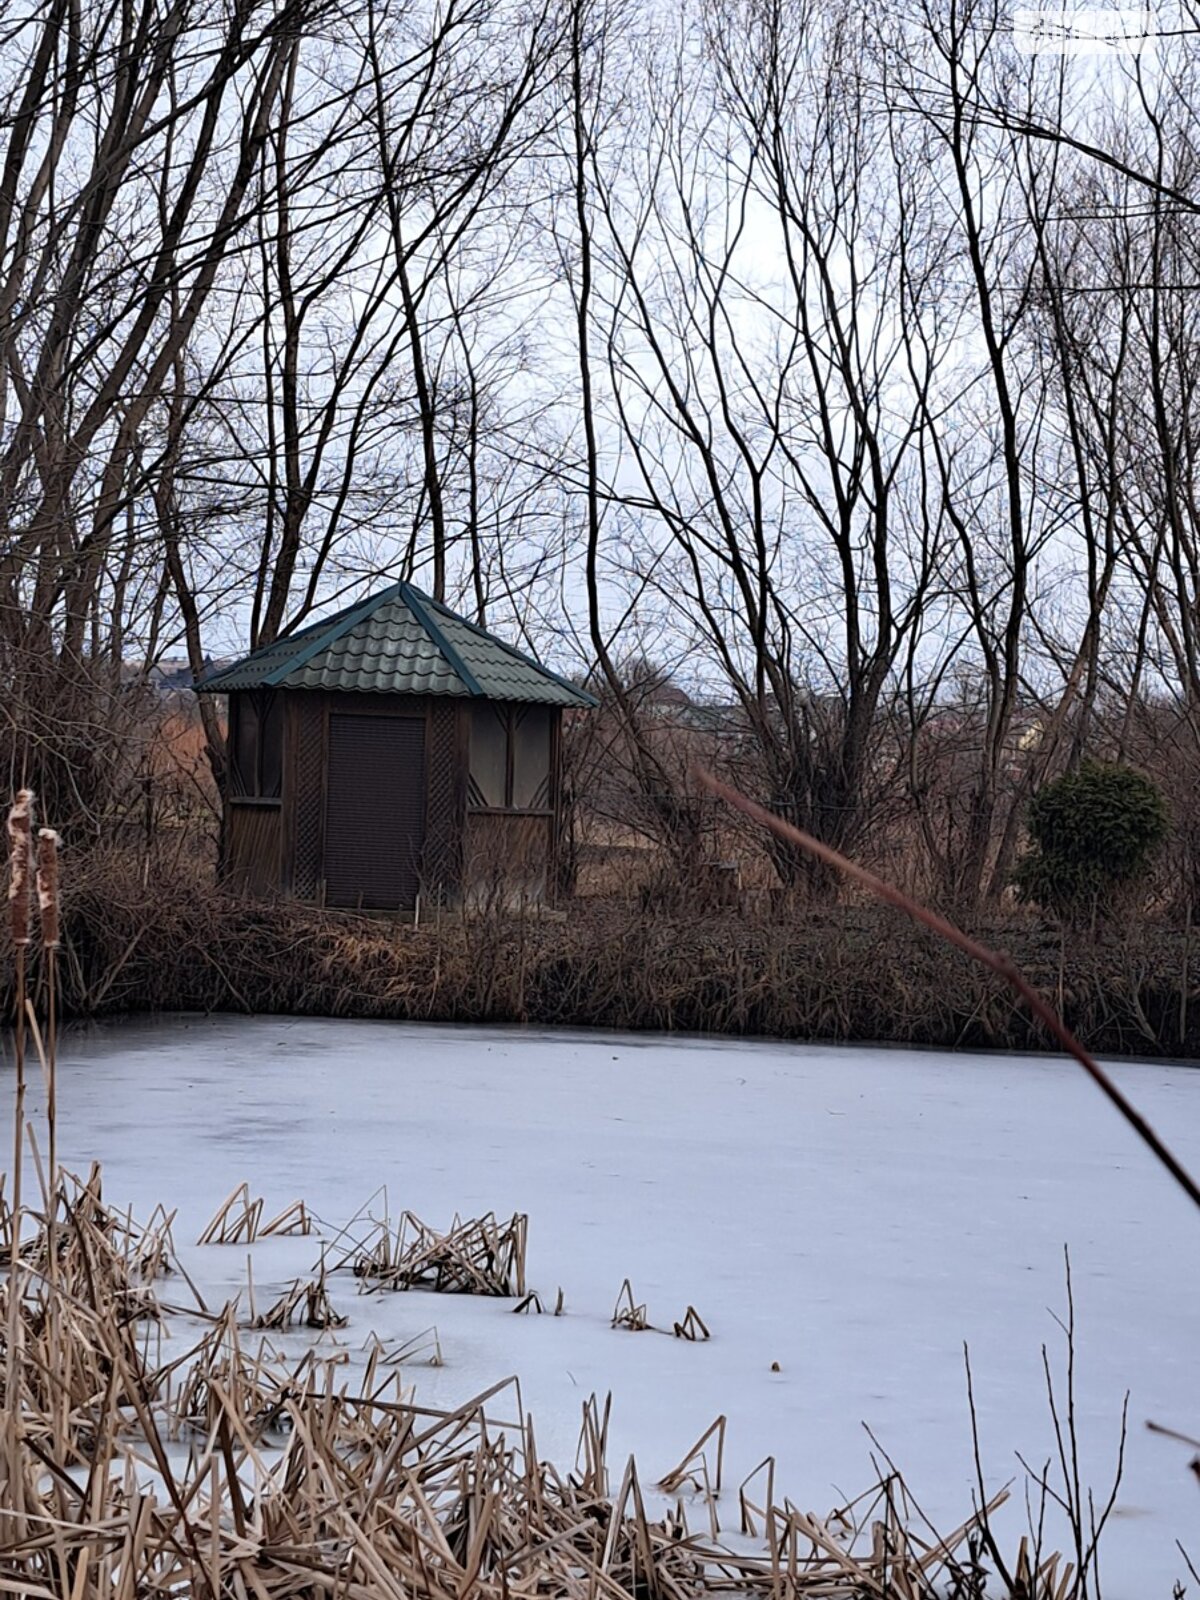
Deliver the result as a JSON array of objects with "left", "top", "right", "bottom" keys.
[{"left": 194, "top": 582, "right": 597, "bottom": 707}]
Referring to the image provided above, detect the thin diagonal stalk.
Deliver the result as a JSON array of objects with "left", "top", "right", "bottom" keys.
[
  {"left": 36, "top": 828, "right": 61, "bottom": 1284},
  {"left": 5, "top": 790, "right": 34, "bottom": 1534},
  {"left": 696, "top": 767, "right": 1200, "bottom": 1213}
]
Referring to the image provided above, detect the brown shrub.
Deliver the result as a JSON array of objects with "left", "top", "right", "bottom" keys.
[{"left": 4, "top": 840, "right": 1198, "bottom": 1058}]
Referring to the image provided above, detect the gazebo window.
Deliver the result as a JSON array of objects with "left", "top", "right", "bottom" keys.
[
  {"left": 512, "top": 707, "right": 551, "bottom": 807},
  {"left": 469, "top": 703, "right": 551, "bottom": 811},
  {"left": 468, "top": 703, "right": 509, "bottom": 808},
  {"left": 230, "top": 690, "right": 283, "bottom": 800}
]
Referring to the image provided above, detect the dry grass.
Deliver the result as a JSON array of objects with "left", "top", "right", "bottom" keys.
[
  {"left": 343, "top": 1209, "right": 528, "bottom": 1298},
  {"left": 8, "top": 843, "right": 1200, "bottom": 1059},
  {"left": 0, "top": 1162, "right": 1094, "bottom": 1600}
]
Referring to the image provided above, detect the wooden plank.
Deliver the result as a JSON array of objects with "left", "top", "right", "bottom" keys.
[
  {"left": 224, "top": 803, "right": 282, "bottom": 896},
  {"left": 462, "top": 812, "right": 551, "bottom": 906}
]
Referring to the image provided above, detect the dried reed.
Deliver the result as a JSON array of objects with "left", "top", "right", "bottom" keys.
[
  {"left": 349, "top": 1208, "right": 528, "bottom": 1297},
  {"left": 612, "top": 1278, "right": 649, "bottom": 1331},
  {"left": 198, "top": 1183, "right": 265, "bottom": 1245},
  {"left": 199, "top": 1189, "right": 313, "bottom": 1245},
  {"left": 250, "top": 1273, "right": 347, "bottom": 1332},
  {"left": 0, "top": 1151, "right": 1104, "bottom": 1599},
  {"left": 35, "top": 828, "right": 60, "bottom": 1292},
  {"left": 6, "top": 791, "right": 33, "bottom": 950},
  {"left": 673, "top": 1305, "right": 710, "bottom": 1341},
  {"left": 0, "top": 1172, "right": 1048, "bottom": 1600},
  {"left": 3, "top": 790, "right": 33, "bottom": 1534}
]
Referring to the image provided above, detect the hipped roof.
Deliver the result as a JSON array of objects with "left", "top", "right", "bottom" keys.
[{"left": 194, "top": 581, "right": 596, "bottom": 708}]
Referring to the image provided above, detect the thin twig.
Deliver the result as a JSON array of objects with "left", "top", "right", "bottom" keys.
[{"left": 696, "top": 768, "right": 1200, "bottom": 1211}]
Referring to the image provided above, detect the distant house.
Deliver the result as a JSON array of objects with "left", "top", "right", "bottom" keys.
[{"left": 195, "top": 582, "right": 595, "bottom": 913}]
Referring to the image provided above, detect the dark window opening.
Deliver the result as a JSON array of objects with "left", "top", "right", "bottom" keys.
[
  {"left": 230, "top": 691, "right": 283, "bottom": 800},
  {"left": 469, "top": 703, "right": 551, "bottom": 811}
]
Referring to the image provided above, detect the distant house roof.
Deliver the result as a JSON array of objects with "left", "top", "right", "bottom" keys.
[{"left": 194, "top": 581, "right": 597, "bottom": 708}]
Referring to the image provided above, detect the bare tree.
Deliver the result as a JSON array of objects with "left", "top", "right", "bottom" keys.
[
  {"left": 557, "top": 0, "right": 951, "bottom": 886},
  {"left": 0, "top": 0, "right": 333, "bottom": 822}
]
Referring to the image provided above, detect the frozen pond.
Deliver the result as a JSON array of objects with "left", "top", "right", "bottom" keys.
[{"left": 9, "top": 1015, "right": 1200, "bottom": 1595}]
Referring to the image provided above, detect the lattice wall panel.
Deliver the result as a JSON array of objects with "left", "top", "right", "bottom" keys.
[
  {"left": 292, "top": 696, "right": 325, "bottom": 900},
  {"left": 423, "top": 701, "right": 460, "bottom": 903}
]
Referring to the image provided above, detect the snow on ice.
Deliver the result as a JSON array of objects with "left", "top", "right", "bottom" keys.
[{"left": 11, "top": 1014, "right": 1200, "bottom": 1597}]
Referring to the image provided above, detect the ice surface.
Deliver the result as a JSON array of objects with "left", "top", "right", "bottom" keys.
[{"left": 8, "top": 1015, "right": 1199, "bottom": 1595}]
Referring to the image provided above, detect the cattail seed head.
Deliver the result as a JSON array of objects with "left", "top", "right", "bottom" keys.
[
  {"left": 36, "top": 828, "right": 61, "bottom": 950},
  {"left": 7, "top": 790, "right": 35, "bottom": 947}
]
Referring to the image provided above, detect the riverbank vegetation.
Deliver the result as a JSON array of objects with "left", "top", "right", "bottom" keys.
[
  {"left": 0, "top": 840, "right": 1190, "bottom": 1057},
  {"left": 0, "top": 712, "right": 1189, "bottom": 1055}
]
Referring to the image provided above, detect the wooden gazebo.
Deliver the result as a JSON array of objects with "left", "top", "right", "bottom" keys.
[{"left": 195, "top": 582, "right": 595, "bottom": 913}]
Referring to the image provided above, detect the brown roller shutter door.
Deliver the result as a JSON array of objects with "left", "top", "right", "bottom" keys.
[{"left": 324, "top": 713, "right": 426, "bottom": 909}]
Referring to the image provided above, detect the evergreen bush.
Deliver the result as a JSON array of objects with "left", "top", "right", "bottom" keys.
[{"left": 1014, "top": 760, "right": 1168, "bottom": 922}]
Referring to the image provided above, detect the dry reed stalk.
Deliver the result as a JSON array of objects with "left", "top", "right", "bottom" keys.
[
  {"left": 197, "top": 1184, "right": 264, "bottom": 1246},
  {"left": 0, "top": 1162, "right": 1077, "bottom": 1600},
  {"left": 739, "top": 1455, "right": 777, "bottom": 1538},
  {"left": 250, "top": 1274, "right": 347, "bottom": 1332},
  {"left": 351, "top": 1210, "right": 528, "bottom": 1298},
  {"left": 697, "top": 768, "right": 1200, "bottom": 1213},
  {"left": 260, "top": 1199, "right": 311, "bottom": 1238},
  {"left": 4, "top": 790, "right": 33, "bottom": 1533},
  {"left": 576, "top": 1393, "right": 612, "bottom": 1497},
  {"left": 364, "top": 1326, "right": 444, "bottom": 1368},
  {"left": 657, "top": 1415, "right": 726, "bottom": 1497},
  {"left": 611, "top": 1278, "right": 649, "bottom": 1331},
  {"left": 35, "top": 830, "right": 60, "bottom": 1303},
  {"left": 672, "top": 1305, "right": 710, "bottom": 1341}
]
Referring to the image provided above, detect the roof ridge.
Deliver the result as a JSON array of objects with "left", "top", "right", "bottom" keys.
[
  {"left": 399, "top": 582, "right": 483, "bottom": 697},
  {"left": 413, "top": 584, "right": 597, "bottom": 707},
  {"left": 195, "top": 578, "right": 597, "bottom": 706},
  {"left": 262, "top": 582, "right": 405, "bottom": 687},
  {"left": 274, "top": 588, "right": 383, "bottom": 644},
  {"left": 193, "top": 582, "right": 401, "bottom": 690}
]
